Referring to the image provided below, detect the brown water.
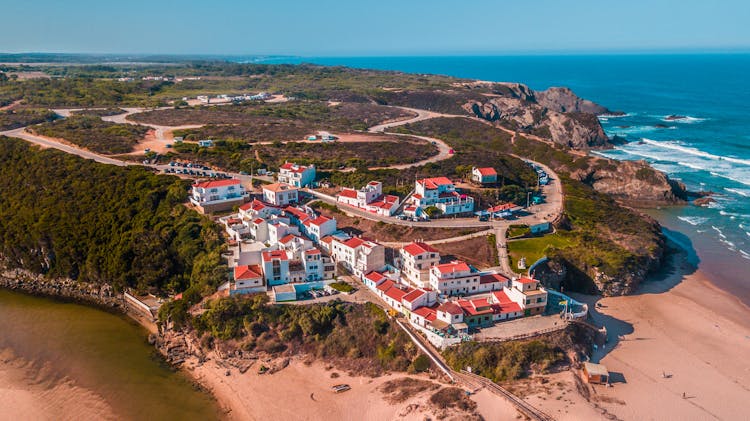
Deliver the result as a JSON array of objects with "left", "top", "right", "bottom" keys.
[{"left": 0, "top": 288, "right": 222, "bottom": 420}]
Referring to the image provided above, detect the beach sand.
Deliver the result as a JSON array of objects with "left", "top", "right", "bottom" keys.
[
  {"left": 185, "top": 355, "right": 518, "bottom": 421},
  {"left": 538, "top": 250, "right": 750, "bottom": 420},
  {"left": 0, "top": 348, "right": 116, "bottom": 421}
]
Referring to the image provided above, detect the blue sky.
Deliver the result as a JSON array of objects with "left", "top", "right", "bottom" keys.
[{"left": 3, "top": 0, "right": 749, "bottom": 55}]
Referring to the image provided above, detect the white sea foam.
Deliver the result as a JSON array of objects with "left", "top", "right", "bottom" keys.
[
  {"left": 725, "top": 187, "right": 750, "bottom": 198},
  {"left": 678, "top": 216, "right": 709, "bottom": 226},
  {"left": 720, "top": 210, "right": 750, "bottom": 219},
  {"left": 660, "top": 115, "right": 707, "bottom": 123},
  {"left": 740, "top": 250, "right": 750, "bottom": 260},
  {"left": 712, "top": 225, "right": 727, "bottom": 239},
  {"left": 640, "top": 139, "right": 750, "bottom": 167},
  {"left": 614, "top": 139, "right": 750, "bottom": 186}
]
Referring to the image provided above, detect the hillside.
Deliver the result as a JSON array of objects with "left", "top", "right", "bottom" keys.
[{"left": 0, "top": 136, "right": 224, "bottom": 294}]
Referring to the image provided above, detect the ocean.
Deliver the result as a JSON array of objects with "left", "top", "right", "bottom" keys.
[{"left": 251, "top": 54, "right": 750, "bottom": 300}]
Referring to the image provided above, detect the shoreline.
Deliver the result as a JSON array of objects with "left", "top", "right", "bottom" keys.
[{"left": 565, "top": 241, "right": 750, "bottom": 420}]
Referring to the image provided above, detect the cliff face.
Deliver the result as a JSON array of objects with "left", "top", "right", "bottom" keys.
[
  {"left": 463, "top": 83, "right": 614, "bottom": 150},
  {"left": 572, "top": 159, "right": 688, "bottom": 205}
]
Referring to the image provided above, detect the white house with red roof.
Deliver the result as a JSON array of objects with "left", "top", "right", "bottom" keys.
[
  {"left": 302, "top": 215, "right": 337, "bottom": 242},
  {"left": 278, "top": 162, "right": 316, "bottom": 188},
  {"left": 435, "top": 302, "right": 467, "bottom": 332},
  {"left": 429, "top": 260, "right": 480, "bottom": 296},
  {"left": 239, "top": 199, "right": 281, "bottom": 221},
  {"left": 331, "top": 236, "right": 386, "bottom": 278},
  {"left": 401, "top": 288, "right": 437, "bottom": 312},
  {"left": 277, "top": 234, "right": 312, "bottom": 260},
  {"left": 262, "top": 183, "right": 299, "bottom": 206},
  {"left": 231, "top": 264, "right": 265, "bottom": 295},
  {"left": 261, "top": 250, "right": 291, "bottom": 286},
  {"left": 190, "top": 179, "right": 248, "bottom": 213},
  {"left": 477, "top": 272, "right": 511, "bottom": 293},
  {"left": 489, "top": 290, "right": 524, "bottom": 321},
  {"left": 412, "top": 177, "right": 474, "bottom": 216},
  {"left": 337, "top": 181, "right": 401, "bottom": 216},
  {"left": 363, "top": 271, "right": 388, "bottom": 290},
  {"left": 504, "top": 276, "right": 548, "bottom": 316},
  {"left": 471, "top": 167, "right": 498, "bottom": 184},
  {"left": 301, "top": 248, "right": 325, "bottom": 281},
  {"left": 266, "top": 217, "right": 300, "bottom": 246},
  {"left": 399, "top": 242, "right": 440, "bottom": 288}
]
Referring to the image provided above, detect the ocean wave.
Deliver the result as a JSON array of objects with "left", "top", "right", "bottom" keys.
[
  {"left": 712, "top": 225, "right": 727, "bottom": 239},
  {"left": 640, "top": 139, "right": 750, "bottom": 167},
  {"left": 678, "top": 216, "right": 709, "bottom": 226},
  {"left": 725, "top": 187, "right": 750, "bottom": 198},
  {"left": 740, "top": 250, "right": 750, "bottom": 260},
  {"left": 719, "top": 210, "right": 750, "bottom": 219},
  {"left": 660, "top": 115, "right": 707, "bottom": 123}
]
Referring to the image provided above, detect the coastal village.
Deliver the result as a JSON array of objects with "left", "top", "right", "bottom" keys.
[{"left": 156, "top": 141, "right": 589, "bottom": 352}]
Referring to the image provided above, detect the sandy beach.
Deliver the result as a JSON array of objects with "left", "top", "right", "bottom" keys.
[
  {"left": 185, "top": 355, "right": 517, "bottom": 421},
  {"left": 559, "top": 250, "right": 750, "bottom": 420},
  {"left": 0, "top": 348, "right": 116, "bottom": 421}
]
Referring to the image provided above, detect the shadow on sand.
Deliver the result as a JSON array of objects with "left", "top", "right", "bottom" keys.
[{"left": 572, "top": 228, "right": 699, "bottom": 362}]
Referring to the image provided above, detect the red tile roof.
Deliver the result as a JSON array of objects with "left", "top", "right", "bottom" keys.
[
  {"left": 279, "top": 234, "right": 298, "bottom": 244},
  {"left": 402, "top": 242, "right": 438, "bottom": 257},
  {"left": 412, "top": 306, "right": 438, "bottom": 321},
  {"left": 283, "top": 206, "right": 310, "bottom": 220},
  {"left": 437, "top": 302, "right": 463, "bottom": 315},
  {"left": 194, "top": 179, "right": 241, "bottom": 189},
  {"left": 491, "top": 291, "right": 522, "bottom": 314},
  {"left": 384, "top": 285, "right": 410, "bottom": 302},
  {"left": 341, "top": 237, "right": 374, "bottom": 249},
  {"left": 418, "top": 177, "right": 453, "bottom": 190},
  {"left": 457, "top": 299, "right": 494, "bottom": 316},
  {"left": 435, "top": 261, "right": 471, "bottom": 275},
  {"left": 517, "top": 276, "right": 538, "bottom": 284},
  {"left": 338, "top": 188, "right": 357, "bottom": 198},
  {"left": 253, "top": 218, "right": 265, "bottom": 224},
  {"left": 262, "top": 250, "right": 288, "bottom": 262},
  {"left": 487, "top": 203, "right": 518, "bottom": 213},
  {"left": 475, "top": 167, "right": 497, "bottom": 176},
  {"left": 234, "top": 264, "right": 263, "bottom": 280},
  {"left": 402, "top": 289, "right": 426, "bottom": 303},
  {"left": 364, "top": 271, "right": 386, "bottom": 283},
  {"left": 305, "top": 248, "right": 321, "bottom": 255},
  {"left": 280, "top": 162, "right": 310, "bottom": 173},
  {"left": 480, "top": 273, "right": 509, "bottom": 285},
  {"left": 309, "top": 215, "right": 332, "bottom": 226},
  {"left": 376, "top": 279, "right": 395, "bottom": 292},
  {"left": 264, "top": 182, "right": 297, "bottom": 193}
]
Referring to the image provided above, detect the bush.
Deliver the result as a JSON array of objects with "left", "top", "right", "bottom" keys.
[
  {"left": 329, "top": 282, "right": 354, "bottom": 293},
  {"left": 410, "top": 354, "right": 431, "bottom": 373}
]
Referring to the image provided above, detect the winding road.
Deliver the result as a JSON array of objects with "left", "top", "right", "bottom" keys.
[{"left": 2, "top": 103, "right": 564, "bottom": 275}]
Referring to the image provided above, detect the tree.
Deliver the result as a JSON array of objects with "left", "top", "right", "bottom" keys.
[{"left": 424, "top": 206, "right": 443, "bottom": 219}]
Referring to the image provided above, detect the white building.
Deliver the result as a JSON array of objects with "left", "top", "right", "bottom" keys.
[
  {"left": 471, "top": 167, "right": 498, "bottom": 184},
  {"left": 231, "top": 264, "right": 265, "bottom": 295},
  {"left": 262, "top": 183, "right": 299, "bottom": 206},
  {"left": 302, "top": 215, "right": 337, "bottom": 243},
  {"left": 238, "top": 199, "right": 281, "bottom": 221},
  {"left": 190, "top": 179, "right": 248, "bottom": 213},
  {"left": 429, "top": 260, "right": 480, "bottom": 296},
  {"left": 337, "top": 181, "right": 400, "bottom": 216},
  {"left": 331, "top": 237, "right": 386, "bottom": 278},
  {"left": 399, "top": 242, "right": 440, "bottom": 288},
  {"left": 278, "top": 162, "right": 316, "bottom": 188},
  {"left": 504, "top": 276, "right": 548, "bottom": 316},
  {"left": 266, "top": 217, "right": 300, "bottom": 246},
  {"left": 261, "top": 250, "right": 290, "bottom": 286},
  {"left": 412, "top": 177, "right": 474, "bottom": 216},
  {"left": 278, "top": 234, "right": 312, "bottom": 260}
]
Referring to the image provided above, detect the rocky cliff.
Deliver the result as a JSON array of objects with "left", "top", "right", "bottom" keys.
[
  {"left": 462, "top": 82, "right": 615, "bottom": 150},
  {"left": 571, "top": 159, "right": 688, "bottom": 205}
]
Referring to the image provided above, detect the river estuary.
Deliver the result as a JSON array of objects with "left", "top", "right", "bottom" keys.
[{"left": 0, "top": 289, "right": 221, "bottom": 420}]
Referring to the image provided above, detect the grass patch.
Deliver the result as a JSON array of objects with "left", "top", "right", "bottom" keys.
[
  {"left": 0, "top": 108, "right": 57, "bottom": 130},
  {"left": 507, "top": 224, "right": 530, "bottom": 238},
  {"left": 329, "top": 281, "right": 354, "bottom": 293},
  {"left": 507, "top": 233, "right": 573, "bottom": 273},
  {"left": 378, "top": 377, "right": 439, "bottom": 403}
]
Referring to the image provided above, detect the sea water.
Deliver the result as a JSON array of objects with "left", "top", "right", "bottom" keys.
[{"left": 251, "top": 54, "right": 750, "bottom": 302}]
